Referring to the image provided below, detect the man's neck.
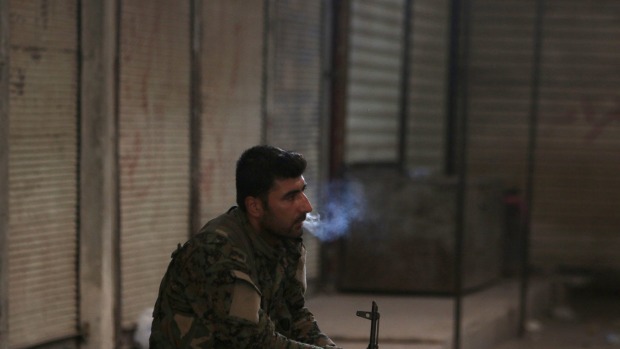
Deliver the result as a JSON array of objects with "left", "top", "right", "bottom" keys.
[{"left": 246, "top": 212, "right": 281, "bottom": 247}]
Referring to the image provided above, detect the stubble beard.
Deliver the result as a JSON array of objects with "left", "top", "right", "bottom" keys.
[{"left": 261, "top": 213, "right": 306, "bottom": 240}]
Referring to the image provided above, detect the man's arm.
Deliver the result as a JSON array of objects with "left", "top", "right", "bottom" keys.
[{"left": 284, "top": 243, "right": 341, "bottom": 348}]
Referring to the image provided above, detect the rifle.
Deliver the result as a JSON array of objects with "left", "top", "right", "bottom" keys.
[{"left": 356, "top": 301, "right": 380, "bottom": 349}]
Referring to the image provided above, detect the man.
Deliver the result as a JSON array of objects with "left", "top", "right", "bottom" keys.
[{"left": 150, "top": 145, "right": 341, "bottom": 348}]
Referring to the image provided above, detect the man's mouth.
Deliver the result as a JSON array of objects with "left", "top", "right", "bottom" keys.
[
  {"left": 297, "top": 214, "right": 307, "bottom": 224},
  {"left": 294, "top": 216, "right": 306, "bottom": 231}
]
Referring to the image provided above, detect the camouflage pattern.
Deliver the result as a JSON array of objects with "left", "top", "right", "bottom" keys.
[{"left": 150, "top": 207, "right": 341, "bottom": 348}]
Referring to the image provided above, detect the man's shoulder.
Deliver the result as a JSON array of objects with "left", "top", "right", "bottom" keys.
[
  {"left": 177, "top": 207, "right": 256, "bottom": 268},
  {"left": 169, "top": 209, "right": 252, "bottom": 273},
  {"left": 197, "top": 207, "right": 250, "bottom": 244}
]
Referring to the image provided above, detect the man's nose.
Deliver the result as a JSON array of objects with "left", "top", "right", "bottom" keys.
[{"left": 300, "top": 193, "right": 313, "bottom": 213}]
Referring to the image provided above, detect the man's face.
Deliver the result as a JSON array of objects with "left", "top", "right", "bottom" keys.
[{"left": 259, "top": 175, "right": 313, "bottom": 240}]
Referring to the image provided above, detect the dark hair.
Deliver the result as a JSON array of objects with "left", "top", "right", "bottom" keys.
[{"left": 236, "top": 145, "right": 307, "bottom": 211}]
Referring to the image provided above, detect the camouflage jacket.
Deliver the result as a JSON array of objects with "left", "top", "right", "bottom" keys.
[{"left": 150, "top": 207, "right": 340, "bottom": 349}]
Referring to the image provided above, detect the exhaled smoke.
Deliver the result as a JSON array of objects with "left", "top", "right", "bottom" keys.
[{"left": 303, "top": 179, "right": 367, "bottom": 242}]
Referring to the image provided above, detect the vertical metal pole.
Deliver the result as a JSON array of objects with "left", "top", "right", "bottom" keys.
[
  {"left": 322, "top": 0, "right": 352, "bottom": 290},
  {"left": 445, "top": 0, "right": 459, "bottom": 177},
  {"left": 79, "top": 0, "right": 121, "bottom": 346},
  {"left": 446, "top": 0, "right": 462, "bottom": 348},
  {"left": 261, "top": 0, "right": 271, "bottom": 145},
  {"left": 75, "top": 0, "right": 83, "bottom": 341},
  {"left": 189, "top": 0, "right": 203, "bottom": 236},
  {"left": 0, "top": 0, "right": 10, "bottom": 346},
  {"left": 319, "top": 0, "right": 332, "bottom": 187},
  {"left": 518, "top": 0, "right": 544, "bottom": 337},
  {"left": 398, "top": 0, "right": 413, "bottom": 173},
  {"left": 328, "top": 0, "right": 351, "bottom": 178},
  {"left": 448, "top": 0, "right": 471, "bottom": 348},
  {"left": 113, "top": 2, "right": 123, "bottom": 346}
]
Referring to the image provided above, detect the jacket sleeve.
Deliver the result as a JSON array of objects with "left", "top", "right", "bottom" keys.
[{"left": 283, "top": 244, "right": 341, "bottom": 348}]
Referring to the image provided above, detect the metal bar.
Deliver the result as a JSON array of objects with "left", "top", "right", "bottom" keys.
[
  {"left": 113, "top": 0, "right": 123, "bottom": 346},
  {"left": 189, "top": 0, "right": 203, "bottom": 236},
  {"left": 398, "top": 0, "right": 413, "bottom": 173},
  {"left": 319, "top": 0, "right": 333, "bottom": 188},
  {"left": 79, "top": 0, "right": 121, "bottom": 346},
  {"left": 446, "top": 0, "right": 462, "bottom": 347},
  {"left": 328, "top": 0, "right": 351, "bottom": 178},
  {"left": 518, "top": 0, "right": 545, "bottom": 337},
  {"left": 75, "top": 0, "right": 83, "bottom": 342},
  {"left": 445, "top": 0, "right": 459, "bottom": 176},
  {"left": 448, "top": 0, "right": 472, "bottom": 348},
  {"left": 261, "top": 0, "right": 271, "bottom": 145}
]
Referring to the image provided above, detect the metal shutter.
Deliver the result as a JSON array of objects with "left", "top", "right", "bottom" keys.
[
  {"left": 405, "top": 0, "right": 450, "bottom": 173},
  {"left": 264, "top": 0, "right": 325, "bottom": 281},
  {"left": 118, "top": 0, "right": 191, "bottom": 327},
  {"left": 466, "top": 0, "right": 620, "bottom": 270},
  {"left": 345, "top": 0, "right": 405, "bottom": 164},
  {"left": 533, "top": 0, "right": 620, "bottom": 268},
  {"left": 8, "top": 1, "right": 79, "bottom": 347},
  {"left": 199, "top": 0, "right": 264, "bottom": 223},
  {"left": 466, "top": 0, "right": 535, "bottom": 188}
]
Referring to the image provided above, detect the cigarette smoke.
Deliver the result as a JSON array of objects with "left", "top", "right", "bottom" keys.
[{"left": 303, "top": 179, "right": 367, "bottom": 242}]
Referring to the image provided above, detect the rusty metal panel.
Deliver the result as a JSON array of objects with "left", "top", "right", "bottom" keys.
[
  {"left": 344, "top": 0, "right": 405, "bottom": 163},
  {"left": 406, "top": 0, "right": 450, "bottom": 174},
  {"left": 199, "top": 0, "right": 264, "bottom": 223},
  {"left": 118, "top": 0, "right": 191, "bottom": 327},
  {"left": 263, "top": 0, "right": 325, "bottom": 280},
  {"left": 8, "top": 0, "right": 79, "bottom": 347}
]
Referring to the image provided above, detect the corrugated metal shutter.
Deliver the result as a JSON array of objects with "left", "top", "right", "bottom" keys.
[
  {"left": 119, "top": 0, "right": 191, "bottom": 327},
  {"left": 466, "top": 0, "right": 535, "bottom": 188},
  {"left": 466, "top": 0, "right": 620, "bottom": 270},
  {"left": 533, "top": 0, "right": 620, "bottom": 269},
  {"left": 464, "top": 0, "right": 537, "bottom": 280},
  {"left": 264, "top": 0, "right": 324, "bottom": 281},
  {"left": 199, "top": 0, "right": 264, "bottom": 223},
  {"left": 405, "top": 0, "right": 449, "bottom": 173},
  {"left": 345, "top": 0, "right": 405, "bottom": 164},
  {"left": 8, "top": 1, "right": 79, "bottom": 347}
]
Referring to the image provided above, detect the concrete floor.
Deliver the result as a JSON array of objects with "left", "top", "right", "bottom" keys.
[
  {"left": 305, "top": 278, "right": 620, "bottom": 349},
  {"left": 306, "top": 278, "right": 550, "bottom": 349},
  {"left": 492, "top": 287, "right": 620, "bottom": 349}
]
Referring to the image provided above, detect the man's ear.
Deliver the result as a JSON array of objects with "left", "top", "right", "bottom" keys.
[{"left": 245, "top": 196, "right": 264, "bottom": 218}]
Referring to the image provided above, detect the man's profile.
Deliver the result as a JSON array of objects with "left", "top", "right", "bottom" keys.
[{"left": 149, "top": 145, "right": 341, "bottom": 348}]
